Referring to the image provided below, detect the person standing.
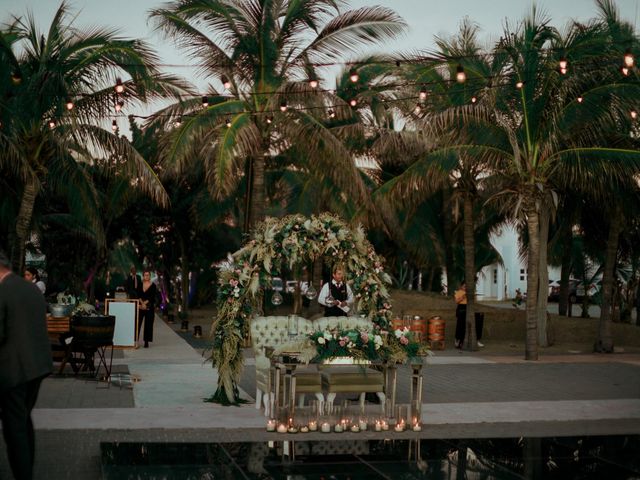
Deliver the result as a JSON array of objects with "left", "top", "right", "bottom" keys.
[
  {"left": 137, "top": 270, "right": 157, "bottom": 348},
  {"left": 454, "top": 281, "right": 467, "bottom": 349},
  {"left": 23, "top": 267, "right": 45, "bottom": 295},
  {"left": 124, "top": 266, "right": 142, "bottom": 300},
  {"left": 318, "top": 265, "right": 353, "bottom": 317},
  {"left": 0, "top": 250, "right": 53, "bottom": 480}
]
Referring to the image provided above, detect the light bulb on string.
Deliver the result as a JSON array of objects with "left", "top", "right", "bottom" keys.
[
  {"left": 349, "top": 98, "right": 357, "bottom": 107},
  {"left": 413, "top": 103, "right": 422, "bottom": 114},
  {"left": 221, "top": 75, "right": 231, "bottom": 90},
  {"left": 280, "top": 100, "right": 288, "bottom": 112},
  {"left": 174, "top": 116, "right": 182, "bottom": 127},
  {"left": 48, "top": 119, "right": 56, "bottom": 129},
  {"left": 65, "top": 99, "right": 74, "bottom": 110},
  {"left": 455, "top": 65, "right": 466, "bottom": 83},
  {"left": 631, "top": 110, "right": 638, "bottom": 120},
  {"left": 559, "top": 67, "right": 567, "bottom": 75},
  {"left": 111, "top": 119, "right": 118, "bottom": 131},
  {"left": 266, "top": 115, "right": 273, "bottom": 124},
  {"left": 559, "top": 58, "right": 568, "bottom": 70},
  {"left": 115, "top": 78, "right": 124, "bottom": 94},
  {"left": 202, "top": 96, "right": 209, "bottom": 107},
  {"left": 621, "top": 66, "right": 630, "bottom": 76},
  {"left": 471, "top": 96, "right": 477, "bottom": 104},
  {"left": 577, "top": 96, "right": 583, "bottom": 103},
  {"left": 225, "top": 117, "right": 232, "bottom": 128},
  {"left": 349, "top": 69, "right": 359, "bottom": 83},
  {"left": 419, "top": 86, "right": 427, "bottom": 101},
  {"left": 309, "top": 78, "right": 319, "bottom": 89},
  {"left": 624, "top": 49, "right": 634, "bottom": 68},
  {"left": 516, "top": 81, "right": 524, "bottom": 89},
  {"left": 115, "top": 100, "right": 124, "bottom": 112},
  {"left": 328, "top": 108, "right": 335, "bottom": 118}
]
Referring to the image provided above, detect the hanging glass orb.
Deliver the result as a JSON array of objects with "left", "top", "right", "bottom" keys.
[
  {"left": 325, "top": 294, "right": 336, "bottom": 307},
  {"left": 271, "top": 291, "right": 283, "bottom": 306},
  {"left": 305, "top": 284, "right": 317, "bottom": 300}
]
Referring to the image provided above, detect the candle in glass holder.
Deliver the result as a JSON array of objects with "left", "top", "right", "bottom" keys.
[
  {"left": 359, "top": 419, "right": 368, "bottom": 431},
  {"left": 300, "top": 425, "right": 310, "bottom": 433},
  {"left": 412, "top": 421, "right": 422, "bottom": 432},
  {"left": 374, "top": 420, "right": 382, "bottom": 432},
  {"left": 381, "top": 420, "right": 389, "bottom": 431},
  {"left": 308, "top": 420, "right": 318, "bottom": 431},
  {"left": 321, "top": 421, "right": 331, "bottom": 433},
  {"left": 394, "top": 420, "right": 405, "bottom": 432},
  {"left": 288, "top": 426, "right": 299, "bottom": 433},
  {"left": 277, "top": 423, "right": 288, "bottom": 433},
  {"left": 266, "top": 419, "right": 276, "bottom": 432},
  {"left": 350, "top": 424, "right": 360, "bottom": 433},
  {"left": 334, "top": 423, "right": 343, "bottom": 433}
]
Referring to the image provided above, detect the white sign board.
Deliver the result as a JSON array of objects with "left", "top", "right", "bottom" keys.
[{"left": 106, "top": 299, "right": 138, "bottom": 347}]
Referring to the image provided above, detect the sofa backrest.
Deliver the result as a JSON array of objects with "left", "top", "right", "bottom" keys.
[
  {"left": 312, "top": 316, "right": 374, "bottom": 332},
  {"left": 250, "top": 315, "right": 313, "bottom": 355}
]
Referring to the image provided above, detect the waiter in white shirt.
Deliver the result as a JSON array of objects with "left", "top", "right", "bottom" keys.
[{"left": 318, "top": 265, "right": 354, "bottom": 316}]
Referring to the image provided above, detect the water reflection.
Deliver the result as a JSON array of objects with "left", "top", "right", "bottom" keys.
[{"left": 101, "top": 435, "right": 640, "bottom": 480}]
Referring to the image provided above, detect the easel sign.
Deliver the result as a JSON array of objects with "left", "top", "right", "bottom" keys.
[{"left": 105, "top": 299, "right": 138, "bottom": 347}]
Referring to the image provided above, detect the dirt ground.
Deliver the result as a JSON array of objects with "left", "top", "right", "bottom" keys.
[{"left": 184, "top": 289, "right": 640, "bottom": 355}]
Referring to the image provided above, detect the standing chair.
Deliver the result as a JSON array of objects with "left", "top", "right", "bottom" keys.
[{"left": 65, "top": 315, "right": 116, "bottom": 381}]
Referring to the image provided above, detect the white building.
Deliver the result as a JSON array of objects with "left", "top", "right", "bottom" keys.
[{"left": 476, "top": 224, "right": 560, "bottom": 301}]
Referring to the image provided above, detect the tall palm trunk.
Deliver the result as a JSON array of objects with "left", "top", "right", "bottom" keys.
[
  {"left": 536, "top": 206, "right": 550, "bottom": 346},
  {"left": 442, "top": 188, "right": 456, "bottom": 294},
  {"left": 11, "top": 176, "right": 39, "bottom": 273},
  {"left": 596, "top": 204, "right": 621, "bottom": 352},
  {"left": 247, "top": 151, "right": 267, "bottom": 231},
  {"left": 463, "top": 193, "right": 477, "bottom": 351},
  {"left": 525, "top": 201, "right": 540, "bottom": 361}
]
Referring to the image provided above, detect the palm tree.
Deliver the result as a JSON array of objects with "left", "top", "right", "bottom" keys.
[
  {"left": 0, "top": 2, "right": 187, "bottom": 272},
  {"left": 148, "top": 0, "right": 406, "bottom": 231}
]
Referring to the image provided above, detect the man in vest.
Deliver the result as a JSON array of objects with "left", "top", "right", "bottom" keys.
[{"left": 318, "top": 265, "right": 353, "bottom": 316}]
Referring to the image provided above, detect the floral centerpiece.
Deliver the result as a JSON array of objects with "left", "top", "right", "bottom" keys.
[{"left": 209, "top": 213, "right": 397, "bottom": 404}]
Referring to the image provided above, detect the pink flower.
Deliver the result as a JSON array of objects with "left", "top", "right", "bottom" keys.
[
  {"left": 400, "top": 336, "right": 409, "bottom": 345},
  {"left": 360, "top": 332, "right": 369, "bottom": 343},
  {"left": 229, "top": 279, "right": 238, "bottom": 287},
  {"left": 339, "top": 339, "right": 346, "bottom": 347}
]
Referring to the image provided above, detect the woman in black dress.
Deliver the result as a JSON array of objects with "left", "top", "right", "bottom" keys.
[{"left": 138, "top": 270, "right": 157, "bottom": 348}]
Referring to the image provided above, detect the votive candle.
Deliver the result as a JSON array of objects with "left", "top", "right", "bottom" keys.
[
  {"left": 321, "top": 422, "right": 331, "bottom": 433},
  {"left": 308, "top": 420, "right": 318, "bottom": 431},
  {"left": 266, "top": 419, "right": 276, "bottom": 432},
  {"left": 277, "top": 423, "right": 288, "bottom": 433}
]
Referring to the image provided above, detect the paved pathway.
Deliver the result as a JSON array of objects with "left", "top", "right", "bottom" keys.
[{"left": 1, "top": 316, "right": 639, "bottom": 479}]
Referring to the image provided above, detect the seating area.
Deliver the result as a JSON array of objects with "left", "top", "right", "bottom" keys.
[{"left": 250, "top": 315, "right": 388, "bottom": 416}]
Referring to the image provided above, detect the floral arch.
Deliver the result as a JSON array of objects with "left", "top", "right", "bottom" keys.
[{"left": 209, "top": 213, "right": 394, "bottom": 404}]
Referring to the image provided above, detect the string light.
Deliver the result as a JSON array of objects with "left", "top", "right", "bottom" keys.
[
  {"left": 115, "top": 99, "right": 124, "bottom": 112},
  {"left": 455, "top": 65, "right": 466, "bottom": 83},
  {"left": 349, "top": 69, "right": 359, "bottom": 83},
  {"left": 266, "top": 115, "right": 273, "bottom": 124},
  {"left": 623, "top": 49, "right": 634, "bottom": 68},
  {"left": 349, "top": 98, "right": 357, "bottom": 107},
  {"left": 111, "top": 119, "right": 118, "bottom": 131},
  {"left": 471, "top": 96, "right": 477, "bottom": 104},
  {"left": 279, "top": 100, "right": 288, "bottom": 112},
  {"left": 48, "top": 119, "right": 56, "bottom": 129},
  {"left": 559, "top": 58, "right": 568, "bottom": 70},
  {"left": 559, "top": 67, "right": 567, "bottom": 75},
  {"left": 419, "top": 86, "right": 427, "bottom": 101},
  {"left": 65, "top": 98, "right": 74, "bottom": 110},
  {"left": 174, "top": 116, "right": 182, "bottom": 127},
  {"left": 225, "top": 117, "right": 232, "bottom": 128},
  {"left": 413, "top": 103, "right": 422, "bottom": 114},
  {"left": 309, "top": 78, "right": 319, "bottom": 89},
  {"left": 202, "top": 96, "right": 209, "bottom": 107},
  {"left": 621, "top": 66, "right": 630, "bottom": 76},
  {"left": 328, "top": 108, "right": 335, "bottom": 118},
  {"left": 631, "top": 110, "right": 638, "bottom": 120},
  {"left": 115, "top": 78, "right": 124, "bottom": 94},
  {"left": 221, "top": 75, "right": 231, "bottom": 89},
  {"left": 577, "top": 95, "right": 583, "bottom": 103},
  {"left": 516, "top": 81, "right": 524, "bottom": 89}
]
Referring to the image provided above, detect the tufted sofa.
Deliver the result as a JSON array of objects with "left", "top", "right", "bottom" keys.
[
  {"left": 250, "top": 315, "right": 323, "bottom": 416},
  {"left": 313, "top": 316, "right": 386, "bottom": 412}
]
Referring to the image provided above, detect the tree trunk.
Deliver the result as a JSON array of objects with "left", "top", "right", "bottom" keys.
[
  {"left": 248, "top": 152, "right": 266, "bottom": 231},
  {"left": 11, "top": 176, "right": 39, "bottom": 273},
  {"left": 463, "top": 194, "right": 477, "bottom": 351},
  {"left": 178, "top": 235, "right": 190, "bottom": 316},
  {"left": 558, "top": 220, "right": 572, "bottom": 316},
  {"left": 596, "top": 205, "right": 621, "bottom": 352},
  {"left": 525, "top": 203, "right": 540, "bottom": 361},
  {"left": 442, "top": 188, "right": 456, "bottom": 295},
  {"left": 536, "top": 206, "right": 550, "bottom": 347}
]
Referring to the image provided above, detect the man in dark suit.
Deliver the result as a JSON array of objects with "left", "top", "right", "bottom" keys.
[
  {"left": 0, "top": 249, "right": 52, "bottom": 480},
  {"left": 124, "top": 265, "right": 142, "bottom": 299}
]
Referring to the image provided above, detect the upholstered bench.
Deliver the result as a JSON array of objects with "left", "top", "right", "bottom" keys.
[
  {"left": 250, "top": 315, "right": 324, "bottom": 416},
  {"left": 312, "top": 316, "right": 386, "bottom": 412}
]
